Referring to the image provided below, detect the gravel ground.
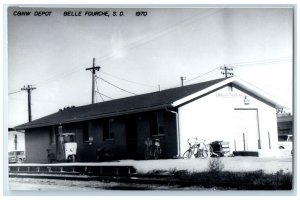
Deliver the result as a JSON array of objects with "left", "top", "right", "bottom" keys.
[
  {"left": 8, "top": 156, "right": 293, "bottom": 191},
  {"left": 9, "top": 178, "right": 209, "bottom": 191}
]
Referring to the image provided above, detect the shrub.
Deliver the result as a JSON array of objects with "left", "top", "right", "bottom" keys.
[
  {"left": 208, "top": 157, "right": 224, "bottom": 173},
  {"left": 173, "top": 170, "right": 190, "bottom": 177},
  {"left": 147, "top": 169, "right": 168, "bottom": 175},
  {"left": 168, "top": 167, "right": 177, "bottom": 175}
]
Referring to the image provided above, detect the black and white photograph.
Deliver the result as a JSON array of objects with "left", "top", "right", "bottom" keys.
[{"left": 5, "top": 4, "right": 294, "bottom": 193}]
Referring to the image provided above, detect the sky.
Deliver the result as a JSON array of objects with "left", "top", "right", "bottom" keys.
[{"left": 7, "top": 7, "right": 293, "bottom": 127}]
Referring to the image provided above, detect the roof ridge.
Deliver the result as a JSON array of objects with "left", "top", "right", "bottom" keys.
[
  {"left": 75, "top": 77, "right": 229, "bottom": 108},
  {"left": 14, "top": 77, "right": 229, "bottom": 130}
]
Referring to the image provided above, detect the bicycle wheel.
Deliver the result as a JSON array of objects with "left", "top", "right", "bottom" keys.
[
  {"left": 200, "top": 149, "right": 208, "bottom": 158},
  {"left": 183, "top": 150, "right": 192, "bottom": 159},
  {"left": 153, "top": 147, "right": 161, "bottom": 160},
  {"left": 208, "top": 144, "right": 219, "bottom": 157},
  {"left": 208, "top": 145, "right": 214, "bottom": 157},
  {"left": 71, "top": 155, "right": 76, "bottom": 162}
]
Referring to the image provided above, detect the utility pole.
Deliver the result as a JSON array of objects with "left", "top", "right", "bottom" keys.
[
  {"left": 14, "top": 134, "right": 17, "bottom": 150},
  {"left": 21, "top": 85, "right": 36, "bottom": 122},
  {"left": 180, "top": 76, "right": 186, "bottom": 87},
  {"left": 86, "top": 58, "right": 100, "bottom": 104},
  {"left": 220, "top": 65, "right": 234, "bottom": 78}
]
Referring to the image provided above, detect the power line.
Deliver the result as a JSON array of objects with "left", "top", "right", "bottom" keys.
[
  {"left": 101, "top": 70, "right": 157, "bottom": 88},
  {"left": 92, "top": 9, "right": 219, "bottom": 67},
  {"left": 95, "top": 91, "right": 113, "bottom": 100},
  {"left": 200, "top": 72, "right": 222, "bottom": 82},
  {"left": 98, "top": 92, "right": 105, "bottom": 102},
  {"left": 96, "top": 76, "right": 137, "bottom": 96},
  {"left": 15, "top": 8, "right": 290, "bottom": 97},
  {"left": 228, "top": 57, "right": 291, "bottom": 65},
  {"left": 171, "top": 66, "right": 221, "bottom": 88},
  {"left": 232, "top": 60, "right": 292, "bottom": 69},
  {"left": 95, "top": 79, "right": 105, "bottom": 102},
  {"left": 30, "top": 55, "right": 291, "bottom": 90},
  {"left": 32, "top": 68, "right": 83, "bottom": 87},
  {"left": 111, "top": 9, "right": 222, "bottom": 55},
  {"left": 27, "top": 9, "right": 222, "bottom": 88},
  {"left": 8, "top": 90, "right": 22, "bottom": 95},
  {"left": 179, "top": 56, "right": 291, "bottom": 86},
  {"left": 234, "top": 75, "right": 288, "bottom": 105},
  {"left": 227, "top": 57, "right": 292, "bottom": 68},
  {"left": 185, "top": 66, "right": 220, "bottom": 84}
]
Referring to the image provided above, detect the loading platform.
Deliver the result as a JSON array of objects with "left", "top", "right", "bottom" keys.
[{"left": 9, "top": 163, "right": 137, "bottom": 175}]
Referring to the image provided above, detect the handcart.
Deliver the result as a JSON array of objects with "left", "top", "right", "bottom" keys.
[{"left": 210, "top": 141, "right": 230, "bottom": 157}]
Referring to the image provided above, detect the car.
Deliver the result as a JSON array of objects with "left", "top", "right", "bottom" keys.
[
  {"left": 8, "top": 151, "right": 26, "bottom": 163},
  {"left": 278, "top": 134, "right": 293, "bottom": 150}
]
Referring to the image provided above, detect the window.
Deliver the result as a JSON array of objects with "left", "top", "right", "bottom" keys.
[
  {"left": 49, "top": 127, "right": 56, "bottom": 145},
  {"left": 158, "top": 126, "right": 165, "bottom": 135},
  {"left": 157, "top": 111, "right": 165, "bottom": 135},
  {"left": 150, "top": 111, "right": 165, "bottom": 136},
  {"left": 278, "top": 135, "right": 288, "bottom": 141},
  {"left": 103, "top": 119, "right": 114, "bottom": 140}
]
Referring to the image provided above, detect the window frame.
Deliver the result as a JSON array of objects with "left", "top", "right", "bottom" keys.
[
  {"left": 150, "top": 111, "right": 165, "bottom": 137},
  {"left": 103, "top": 118, "right": 115, "bottom": 141}
]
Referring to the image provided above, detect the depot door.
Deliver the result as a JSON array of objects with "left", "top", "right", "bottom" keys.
[
  {"left": 234, "top": 109, "right": 261, "bottom": 151},
  {"left": 125, "top": 117, "right": 138, "bottom": 158}
]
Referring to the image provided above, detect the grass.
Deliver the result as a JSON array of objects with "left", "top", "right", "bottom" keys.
[
  {"left": 176, "top": 170, "right": 292, "bottom": 190},
  {"left": 146, "top": 167, "right": 292, "bottom": 190}
]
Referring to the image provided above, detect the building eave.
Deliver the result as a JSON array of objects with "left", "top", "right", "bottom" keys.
[
  {"left": 171, "top": 76, "right": 286, "bottom": 109},
  {"left": 232, "top": 77, "right": 287, "bottom": 109},
  {"left": 14, "top": 104, "right": 169, "bottom": 130}
]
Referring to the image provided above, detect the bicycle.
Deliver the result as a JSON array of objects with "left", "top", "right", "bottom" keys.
[
  {"left": 182, "top": 138, "right": 197, "bottom": 159},
  {"left": 144, "top": 137, "right": 162, "bottom": 160},
  {"left": 195, "top": 139, "right": 215, "bottom": 158},
  {"left": 183, "top": 137, "right": 218, "bottom": 159}
]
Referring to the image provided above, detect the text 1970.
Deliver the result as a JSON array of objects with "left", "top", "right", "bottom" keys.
[{"left": 136, "top": 11, "right": 147, "bottom": 16}]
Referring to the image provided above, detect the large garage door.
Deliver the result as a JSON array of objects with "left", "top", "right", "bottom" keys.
[{"left": 234, "top": 109, "right": 261, "bottom": 151}]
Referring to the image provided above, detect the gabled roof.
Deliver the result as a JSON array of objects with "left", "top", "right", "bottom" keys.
[
  {"left": 15, "top": 78, "right": 228, "bottom": 130},
  {"left": 15, "top": 77, "right": 285, "bottom": 130},
  {"left": 172, "top": 76, "right": 286, "bottom": 108}
]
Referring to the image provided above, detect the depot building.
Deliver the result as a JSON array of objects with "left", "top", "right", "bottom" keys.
[{"left": 15, "top": 77, "right": 283, "bottom": 163}]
